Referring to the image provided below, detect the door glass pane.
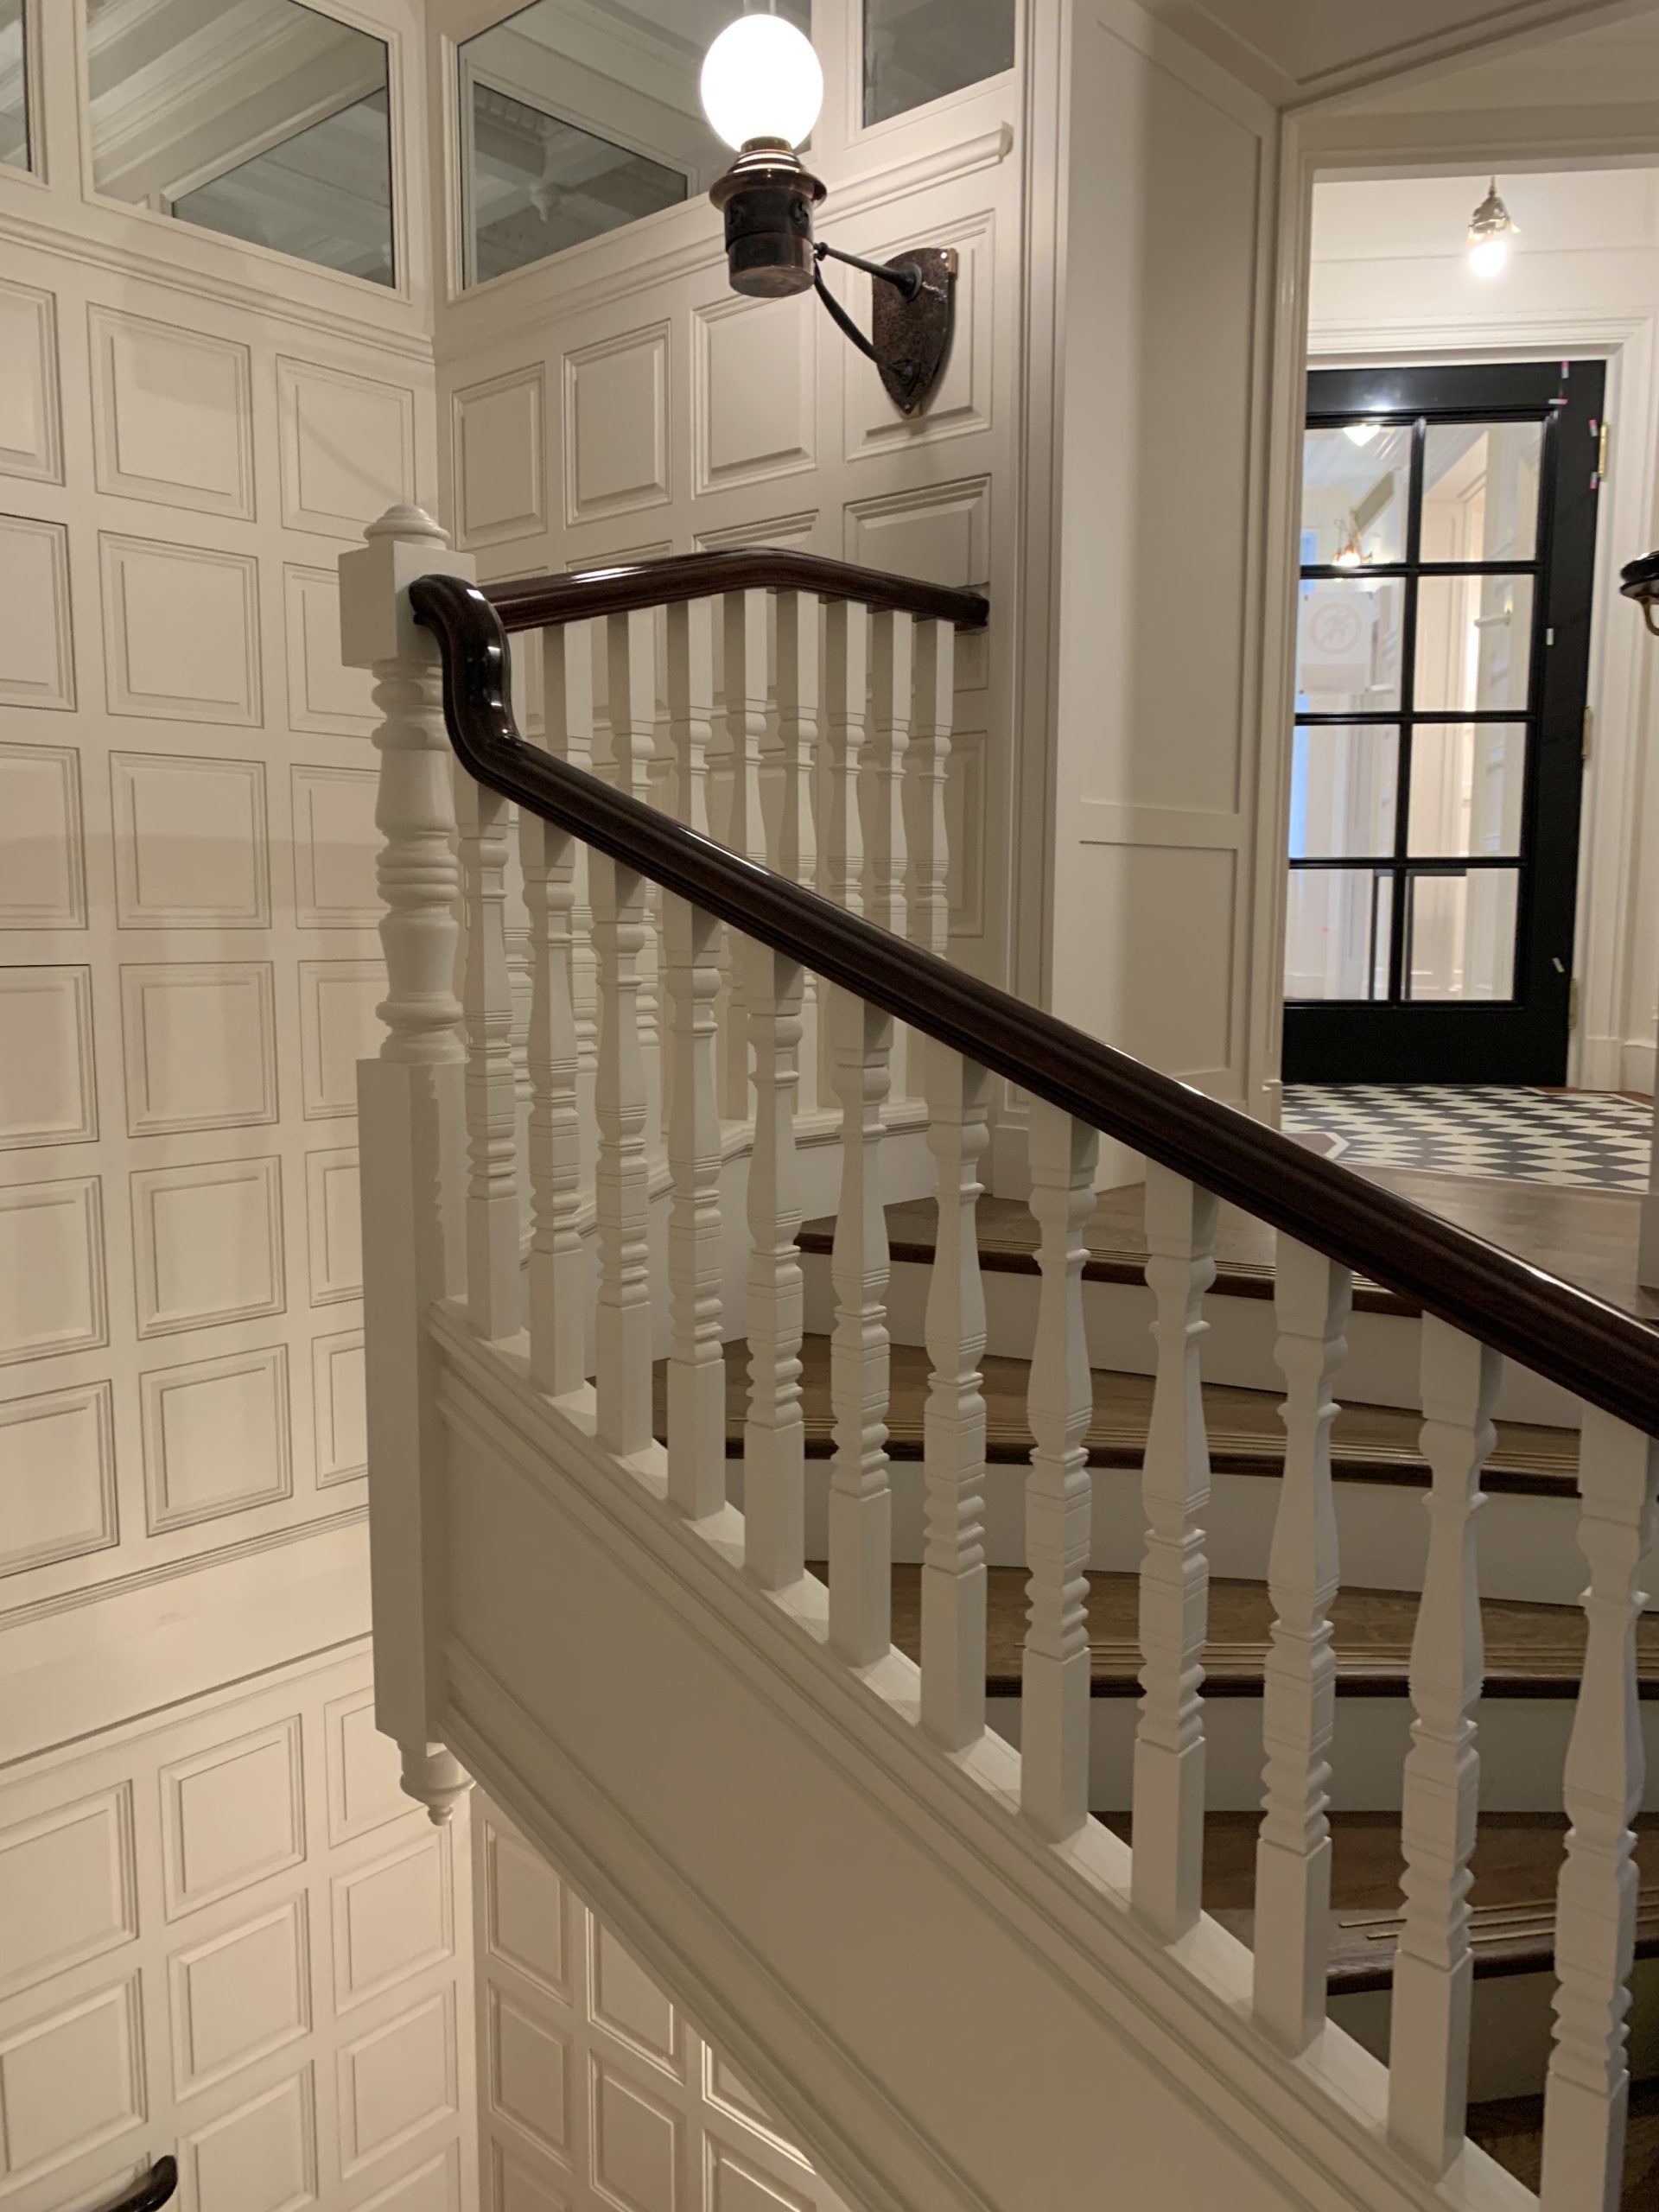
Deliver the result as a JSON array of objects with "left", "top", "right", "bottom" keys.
[
  {"left": 1407, "top": 870, "right": 1519, "bottom": 1001},
  {"left": 0, "top": 0, "right": 29, "bottom": 172},
  {"left": 1423, "top": 419, "right": 1544, "bottom": 562},
  {"left": 1297, "top": 577, "right": 1403, "bottom": 715},
  {"left": 1301, "top": 423, "right": 1410, "bottom": 567},
  {"left": 1414, "top": 573, "right": 1535, "bottom": 715},
  {"left": 1407, "top": 722, "right": 1527, "bottom": 857},
  {"left": 86, "top": 0, "right": 394, "bottom": 284},
  {"left": 1286, "top": 869, "right": 1393, "bottom": 1001},
  {"left": 461, "top": 0, "right": 810, "bottom": 288},
  {"left": 1288, "top": 727, "right": 1398, "bottom": 859},
  {"left": 864, "top": 0, "right": 1016, "bottom": 125}
]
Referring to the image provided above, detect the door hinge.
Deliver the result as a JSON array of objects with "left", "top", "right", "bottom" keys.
[
  {"left": 1583, "top": 703, "right": 1594, "bottom": 765},
  {"left": 1569, "top": 977, "right": 1580, "bottom": 1033},
  {"left": 1597, "top": 419, "right": 1611, "bottom": 484}
]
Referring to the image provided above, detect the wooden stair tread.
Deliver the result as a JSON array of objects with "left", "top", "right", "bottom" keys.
[
  {"left": 1142, "top": 1813, "right": 1659, "bottom": 1993},
  {"left": 655, "top": 1334, "right": 1578, "bottom": 1496},
  {"left": 1100, "top": 1812, "right": 1659, "bottom": 1993},
  {"left": 878, "top": 1561, "right": 1659, "bottom": 1699},
  {"left": 1468, "top": 2078, "right": 1659, "bottom": 2205},
  {"left": 800, "top": 1192, "right": 1414, "bottom": 1315}
]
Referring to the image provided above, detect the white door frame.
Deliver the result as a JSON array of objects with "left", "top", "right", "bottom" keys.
[{"left": 1251, "top": 104, "right": 1659, "bottom": 1111}]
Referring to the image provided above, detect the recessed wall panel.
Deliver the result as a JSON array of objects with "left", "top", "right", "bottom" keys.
[
  {"left": 0, "top": 1379, "right": 118, "bottom": 1577},
  {"left": 0, "top": 281, "right": 61, "bottom": 484},
  {"left": 339, "top": 1987, "right": 458, "bottom": 2175},
  {"left": 0, "top": 514, "right": 74, "bottom": 709},
  {"left": 454, "top": 366, "right": 546, "bottom": 549},
  {"left": 89, "top": 308, "right": 255, "bottom": 519},
  {"left": 182, "top": 2064, "right": 317, "bottom": 2212},
  {"left": 141, "top": 1342, "right": 292, "bottom": 1533},
  {"left": 325, "top": 1689, "right": 409, "bottom": 1847},
  {"left": 291, "top": 765, "right": 379, "bottom": 926},
  {"left": 0, "top": 744, "right": 85, "bottom": 927},
  {"left": 277, "top": 356, "right": 417, "bottom": 537},
  {"left": 299, "top": 961, "right": 383, "bottom": 1119},
  {"left": 0, "top": 966, "right": 96, "bottom": 1148},
  {"left": 0, "top": 1977, "right": 143, "bottom": 2189},
  {"left": 120, "top": 963, "right": 278, "bottom": 1135},
  {"left": 0, "top": 1784, "right": 135, "bottom": 1999},
  {"left": 693, "top": 293, "right": 814, "bottom": 496},
  {"left": 168, "top": 1893, "right": 310, "bottom": 2098},
  {"left": 101, "top": 534, "right": 261, "bottom": 726},
  {"left": 563, "top": 327, "right": 671, "bottom": 526},
  {"left": 130, "top": 1154, "right": 284, "bottom": 1337},
  {"left": 161, "top": 1715, "right": 305, "bottom": 1919},
  {"left": 304, "top": 1146, "right": 361, "bottom": 1304},
  {"left": 284, "top": 564, "right": 377, "bottom": 734},
  {"left": 332, "top": 1827, "right": 452, "bottom": 2011},
  {"left": 110, "top": 751, "right": 270, "bottom": 928},
  {"left": 0, "top": 1177, "right": 107, "bottom": 1368},
  {"left": 312, "top": 1330, "right": 365, "bottom": 1487}
]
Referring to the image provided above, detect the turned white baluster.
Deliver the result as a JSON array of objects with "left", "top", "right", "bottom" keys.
[
  {"left": 1540, "top": 1411, "right": 1659, "bottom": 2212},
  {"left": 1132, "top": 1165, "right": 1218, "bottom": 1941},
  {"left": 520, "top": 796, "right": 585, "bottom": 1398},
  {"left": 666, "top": 599, "right": 716, "bottom": 837},
  {"left": 1388, "top": 1319, "right": 1500, "bottom": 2174},
  {"left": 1022, "top": 1102, "right": 1099, "bottom": 1842},
  {"left": 592, "top": 853, "right": 652, "bottom": 1457},
  {"left": 337, "top": 504, "right": 474, "bottom": 1825},
  {"left": 826, "top": 983, "right": 893, "bottom": 1667},
  {"left": 455, "top": 768, "right": 520, "bottom": 1342},
  {"left": 905, "top": 618, "right": 954, "bottom": 962},
  {"left": 607, "top": 608, "right": 661, "bottom": 1149},
  {"left": 866, "top": 610, "right": 912, "bottom": 940},
  {"left": 1254, "top": 1237, "right": 1351, "bottom": 2051},
  {"left": 743, "top": 941, "right": 807, "bottom": 1589},
  {"left": 663, "top": 893, "right": 726, "bottom": 1520},
  {"left": 920, "top": 1039, "right": 991, "bottom": 1752},
  {"left": 823, "top": 600, "right": 869, "bottom": 918},
  {"left": 714, "top": 591, "right": 768, "bottom": 1116},
  {"left": 774, "top": 590, "right": 821, "bottom": 1114},
  {"left": 544, "top": 621, "right": 598, "bottom": 1097}
]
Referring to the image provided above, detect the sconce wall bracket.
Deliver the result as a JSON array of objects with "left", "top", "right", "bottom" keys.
[{"left": 710, "top": 143, "right": 957, "bottom": 416}]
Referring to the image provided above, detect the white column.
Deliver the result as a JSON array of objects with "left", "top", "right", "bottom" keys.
[
  {"left": 920, "top": 1039, "right": 992, "bottom": 1752},
  {"left": 1541, "top": 1411, "right": 1659, "bottom": 2212},
  {"left": 1021, "top": 1101, "right": 1099, "bottom": 1843},
  {"left": 1388, "top": 1319, "right": 1500, "bottom": 2174},
  {"left": 826, "top": 982, "right": 893, "bottom": 1668},
  {"left": 1132, "top": 1164, "right": 1218, "bottom": 1942},
  {"left": 1253, "top": 1237, "right": 1351, "bottom": 2052}
]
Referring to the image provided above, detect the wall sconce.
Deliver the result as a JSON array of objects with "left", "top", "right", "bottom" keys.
[
  {"left": 1624, "top": 550, "right": 1659, "bottom": 637},
  {"left": 701, "top": 15, "right": 956, "bottom": 416}
]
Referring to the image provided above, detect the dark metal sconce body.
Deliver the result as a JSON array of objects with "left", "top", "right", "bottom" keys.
[
  {"left": 1623, "top": 549, "right": 1659, "bottom": 636},
  {"left": 710, "top": 140, "right": 956, "bottom": 416}
]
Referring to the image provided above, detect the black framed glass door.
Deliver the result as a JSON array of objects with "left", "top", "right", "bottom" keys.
[{"left": 1282, "top": 359, "right": 1604, "bottom": 1084}]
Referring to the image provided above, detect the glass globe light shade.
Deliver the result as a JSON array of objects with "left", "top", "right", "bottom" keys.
[
  {"left": 1469, "top": 234, "right": 1510, "bottom": 279},
  {"left": 701, "top": 16, "right": 824, "bottom": 151}
]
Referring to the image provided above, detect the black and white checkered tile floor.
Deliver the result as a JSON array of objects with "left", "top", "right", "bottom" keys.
[{"left": 1281, "top": 1086, "right": 1653, "bottom": 1192}]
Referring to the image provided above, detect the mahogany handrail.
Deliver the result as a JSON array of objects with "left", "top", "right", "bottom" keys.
[
  {"left": 99, "top": 2159, "right": 177, "bottom": 2212},
  {"left": 412, "top": 571, "right": 1659, "bottom": 1438},
  {"left": 484, "top": 545, "right": 988, "bottom": 633}
]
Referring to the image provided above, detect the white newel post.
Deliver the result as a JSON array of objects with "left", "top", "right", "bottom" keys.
[{"left": 340, "top": 505, "right": 474, "bottom": 1825}]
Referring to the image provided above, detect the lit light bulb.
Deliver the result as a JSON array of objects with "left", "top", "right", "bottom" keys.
[
  {"left": 1343, "top": 423, "right": 1380, "bottom": 448},
  {"left": 1466, "top": 179, "right": 1517, "bottom": 281},
  {"left": 700, "top": 15, "right": 824, "bottom": 152}
]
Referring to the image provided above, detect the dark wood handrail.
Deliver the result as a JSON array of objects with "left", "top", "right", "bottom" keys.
[
  {"left": 412, "top": 572, "right": 1659, "bottom": 1439},
  {"left": 100, "top": 2159, "right": 177, "bottom": 2212},
  {"left": 485, "top": 545, "right": 989, "bottom": 632}
]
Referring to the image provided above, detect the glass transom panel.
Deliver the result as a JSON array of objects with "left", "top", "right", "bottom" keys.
[
  {"left": 0, "top": 0, "right": 29, "bottom": 172},
  {"left": 863, "top": 0, "right": 1017, "bottom": 125},
  {"left": 1422, "top": 419, "right": 1543, "bottom": 563},
  {"left": 1300, "top": 423, "right": 1411, "bottom": 567}
]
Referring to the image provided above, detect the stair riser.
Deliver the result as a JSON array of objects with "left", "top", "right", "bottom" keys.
[
  {"left": 1334, "top": 1962, "right": 1659, "bottom": 2103},
  {"left": 792, "top": 1459, "right": 1597, "bottom": 1606},
  {"left": 801, "top": 1255, "right": 1583, "bottom": 1427},
  {"left": 984, "top": 1696, "right": 1659, "bottom": 1814}
]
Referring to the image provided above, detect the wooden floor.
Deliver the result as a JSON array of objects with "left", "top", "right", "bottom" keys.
[
  {"left": 1468, "top": 2078, "right": 1659, "bottom": 2205},
  {"left": 802, "top": 1161, "right": 1659, "bottom": 1327}
]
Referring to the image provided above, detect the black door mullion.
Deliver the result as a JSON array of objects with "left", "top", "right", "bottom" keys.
[{"left": 1387, "top": 416, "right": 1427, "bottom": 1006}]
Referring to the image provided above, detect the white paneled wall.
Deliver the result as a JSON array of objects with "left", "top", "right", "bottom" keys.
[
  {"left": 0, "top": 1646, "right": 474, "bottom": 2212},
  {"left": 472, "top": 1801, "right": 845, "bottom": 2212},
  {"left": 0, "top": 3, "right": 473, "bottom": 2202},
  {"left": 429, "top": 0, "right": 1015, "bottom": 1007}
]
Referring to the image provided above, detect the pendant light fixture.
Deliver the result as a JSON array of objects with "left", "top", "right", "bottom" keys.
[
  {"left": 701, "top": 9, "right": 957, "bottom": 416},
  {"left": 1467, "top": 180, "right": 1518, "bottom": 278}
]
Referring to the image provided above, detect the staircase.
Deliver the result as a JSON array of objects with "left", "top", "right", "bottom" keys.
[{"left": 340, "top": 508, "right": 1659, "bottom": 2212}]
